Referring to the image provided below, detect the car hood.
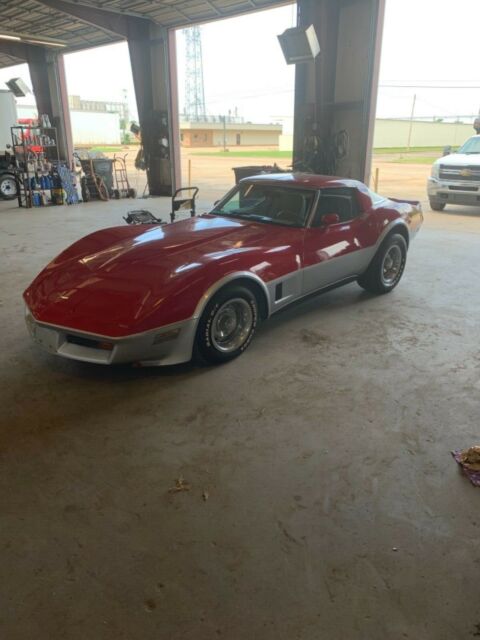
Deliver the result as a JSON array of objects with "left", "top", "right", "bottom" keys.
[
  {"left": 434, "top": 153, "right": 480, "bottom": 167},
  {"left": 24, "top": 214, "right": 299, "bottom": 336}
]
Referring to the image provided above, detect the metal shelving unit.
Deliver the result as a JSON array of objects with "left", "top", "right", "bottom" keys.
[{"left": 11, "top": 125, "right": 59, "bottom": 208}]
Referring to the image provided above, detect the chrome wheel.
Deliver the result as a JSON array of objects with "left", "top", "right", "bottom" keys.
[
  {"left": 381, "top": 245, "right": 402, "bottom": 286},
  {"left": 211, "top": 298, "right": 253, "bottom": 353}
]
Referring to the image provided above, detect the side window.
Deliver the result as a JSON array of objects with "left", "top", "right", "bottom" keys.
[{"left": 311, "top": 188, "right": 360, "bottom": 226}]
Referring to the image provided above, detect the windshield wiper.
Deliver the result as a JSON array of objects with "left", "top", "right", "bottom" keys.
[
  {"left": 211, "top": 208, "right": 244, "bottom": 216},
  {"left": 212, "top": 210, "right": 298, "bottom": 227},
  {"left": 243, "top": 214, "right": 292, "bottom": 226}
]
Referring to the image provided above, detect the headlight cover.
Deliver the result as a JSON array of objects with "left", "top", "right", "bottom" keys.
[{"left": 431, "top": 163, "right": 440, "bottom": 179}]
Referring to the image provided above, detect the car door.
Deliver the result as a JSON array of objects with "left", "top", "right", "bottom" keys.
[{"left": 302, "top": 187, "right": 374, "bottom": 294}]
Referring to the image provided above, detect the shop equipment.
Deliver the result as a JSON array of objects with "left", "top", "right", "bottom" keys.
[
  {"left": 75, "top": 154, "right": 109, "bottom": 202},
  {"left": 124, "top": 186, "right": 199, "bottom": 225},
  {"left": 113, "top": 153, "right": 137, "bottom": 199}
]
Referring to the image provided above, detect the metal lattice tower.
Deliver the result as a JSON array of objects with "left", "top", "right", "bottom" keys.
[{"left": 183, "top": 26, "right": 206, "bottom": 121}]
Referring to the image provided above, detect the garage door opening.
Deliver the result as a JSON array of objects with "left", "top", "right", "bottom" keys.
[
  {"left": 372, "top": 0, "right": 480, "bottom": 221},
  {"left": 175, "top": 4, "right": 296, "bottom": 203}
]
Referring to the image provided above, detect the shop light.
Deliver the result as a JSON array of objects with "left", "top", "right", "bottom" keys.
[{"left": 0, "top": 32, "right": 66, "bottom": 47}]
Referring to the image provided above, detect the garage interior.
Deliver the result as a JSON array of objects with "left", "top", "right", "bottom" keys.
[{"left": 1, "top": 1, "right": 480, "bottom": 638}]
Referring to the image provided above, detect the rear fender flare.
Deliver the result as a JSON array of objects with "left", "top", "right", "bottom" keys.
[{"left": 374, "top": 218, "right": 410, "bottom": 251}]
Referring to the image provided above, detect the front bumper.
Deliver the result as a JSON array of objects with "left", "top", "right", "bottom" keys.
[
  {"left": 25, "top": 307, "right": 197, "bottom": 366},
  {"left": 427, "top": 177, "right": 480, "bottom": 206}
]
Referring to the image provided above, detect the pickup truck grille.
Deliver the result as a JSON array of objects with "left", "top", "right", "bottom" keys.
[{"left": 439, "top": 165, "right": 480, "bottom": 181}]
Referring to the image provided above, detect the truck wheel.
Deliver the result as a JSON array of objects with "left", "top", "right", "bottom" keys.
[
  {"left": 429, "top": 198, "right": 446, "bottom": 211},
  {"left": 358, "top": 233, "right": 407, "bottom": 295},
  {"left": 0, "top": 174, "right": 17, "bottom": 200},
  {"left": 195, "top": 284, "right": 258, "bottom": 364}
]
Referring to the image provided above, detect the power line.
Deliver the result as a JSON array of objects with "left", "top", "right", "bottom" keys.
[{"left": 380, "top": 84, "right": 480, "bottom": 89}]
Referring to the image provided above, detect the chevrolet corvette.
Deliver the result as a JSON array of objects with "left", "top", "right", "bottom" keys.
[{"left": 24, "top": 173, "right": 423, "bottom": 366}]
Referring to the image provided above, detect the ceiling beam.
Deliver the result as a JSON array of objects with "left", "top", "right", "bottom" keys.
[
  {"left": 52, "top": 0, "right": 152, "bottom": 21},
  {"left": 32, "top": 0, "right": 151, "bottom": 38},
  {"left": 202, "top": 1, "right": 223, "bottom": 17}
]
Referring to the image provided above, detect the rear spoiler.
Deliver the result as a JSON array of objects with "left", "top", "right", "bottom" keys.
[{"left": 389, "top": 197, "right": 422, "bottom": 211}]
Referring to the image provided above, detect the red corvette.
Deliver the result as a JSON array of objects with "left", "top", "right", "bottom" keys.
[{"left": 24, "top": 174, "right": 423, "bottom": 366}]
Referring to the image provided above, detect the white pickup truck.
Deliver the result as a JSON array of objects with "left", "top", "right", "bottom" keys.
[{"left": 428, "top": 135, "right": 480, "bottom": 210}]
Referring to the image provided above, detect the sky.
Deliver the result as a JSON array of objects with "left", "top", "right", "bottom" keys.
[{"left": 1, "top": 0, "right": 479, "bottom": 130}]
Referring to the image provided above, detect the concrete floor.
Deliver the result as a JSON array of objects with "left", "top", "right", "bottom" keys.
[{"left": 1, "top": 193, "right": 480, "bottom": 640}]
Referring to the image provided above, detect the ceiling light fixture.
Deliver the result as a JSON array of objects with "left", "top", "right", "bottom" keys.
[
  {"left": 0, "top": 34, "right": 22, "bottom": 41},
  {"left": 0, "top": 31, "right": 66, "bottom": 47}
]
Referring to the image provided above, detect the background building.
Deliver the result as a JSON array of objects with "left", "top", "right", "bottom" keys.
[
  {"left": 180, "top": 117, "right": 282, "bottom": 147},
  {"left": 68, "top": 95, "right": 128, "bottom": 123},
  {"left": 17, "top": 102, "right": 121, "bottom": 145}
]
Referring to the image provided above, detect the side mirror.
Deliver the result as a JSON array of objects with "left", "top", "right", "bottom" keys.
[
  {"left": 443, "top": 145, "right": 452, "bottom": 156},
  {"left": 321, "top": 213, "right": 340, "bottom": 225}
]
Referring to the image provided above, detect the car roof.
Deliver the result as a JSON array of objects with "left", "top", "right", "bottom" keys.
[{"left": 241, "top": 172, "right": 364, "bottom": 190}]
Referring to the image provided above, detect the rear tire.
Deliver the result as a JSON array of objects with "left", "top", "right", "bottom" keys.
[
  {"left": 429, "top": 198, "right": 446, "bottom": 211},
  {"left": 195, "top": 284, "right": 259, "bottom": 364},
  {"left": 358, "top": 233, "right": 407, "bottom": 294}
]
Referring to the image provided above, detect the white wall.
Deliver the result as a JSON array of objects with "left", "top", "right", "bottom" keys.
[
  {"left": 279, "top": 134, "right": 293, "bottom": 151},
  {"left": 0, "top": 91, "right": 18, "bottom": 150},
  {"left": 373, "top": 119, "right": 473, "bottom": 148},
  {"left": 16, "top": 105, "right": 121, "bottom": 145},
  {"left": 279, "top": 120, "right": 475, "bottom": 151},
  {"left": 70, "top": 110, "right": 121, "bottom": 145}
]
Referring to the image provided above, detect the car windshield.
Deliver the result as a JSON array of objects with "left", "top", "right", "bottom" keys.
[
  {"left": 211, "top": 183, "right": 315, "bottom": 228},
  {"left": 458, "top": 137, "right": 480, "bottom": 154}
]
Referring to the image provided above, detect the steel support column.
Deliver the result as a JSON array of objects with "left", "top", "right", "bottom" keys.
[
  {"left": 293, "top": 0, "right": 385, "bottom": 183},
  {"left": 34, "top": 0, "right": 182, "bottom": 193},
  {"left": 27, "top": 48, "right": 73, "bottom": 163},
  {"left": 128, "top": 21, "right": 180, "bottom": 196}
]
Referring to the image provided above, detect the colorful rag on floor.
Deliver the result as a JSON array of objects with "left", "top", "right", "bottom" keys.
[{"left": 452, "top": 446, "right": 480, "bottom": 486}]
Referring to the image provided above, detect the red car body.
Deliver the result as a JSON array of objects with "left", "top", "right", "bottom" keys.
[{"left": 24, "top": 174, "right": 423, "bottom": 365}]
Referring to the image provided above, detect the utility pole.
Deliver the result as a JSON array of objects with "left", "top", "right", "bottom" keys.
[
  {"left": 222, "top": 115, "right": 227, "bottom": 151},
  {"left": 407, "top": 93, "right": 416, "bottom": 151}
]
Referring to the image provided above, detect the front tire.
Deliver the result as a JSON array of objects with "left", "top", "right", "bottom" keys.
[
  {"left": 195, "top": 284, "right": 259, "bottom": 364},
  {"left": 429, "top": 198, "right": 446, "bottom": 211},
  {"left": 358, "top": 233, "right": 407, "bottom": 294}
]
